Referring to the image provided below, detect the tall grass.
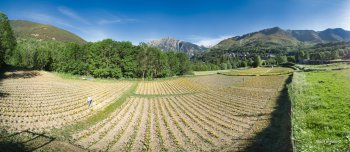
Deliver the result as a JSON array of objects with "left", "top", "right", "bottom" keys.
[{"left": 288, "top": 71, "right": 350, "bottom": 151}]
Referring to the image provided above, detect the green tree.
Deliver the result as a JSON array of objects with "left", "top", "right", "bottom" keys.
[
  {"left": 0, "top": 12, "right": 16, "bottom": 67},
  {"left": 276, "top": 55, "right": 287, "bottom": 64},
  {"left": 252, "top": 55, "right": 262, "bottom": 67},
  {"left": 324, "top": 51, "right": 332, "bottom": 60},
  {"left": 220, "top": 63, "right": 227, "bottom": 70},
  {"left": 319, "top": 52, "right": 326, "bottom": 60},
  {"left": 177, "top": 53, "right": 191, "bottom": 75},
  {"left": 88, "top": 39, "right": 122, "bottom": 78},
  {"left": 155, "top": 52, "right": 170, "bottom": 77},
  {"left": 296, "top": 50, "right": 305, "bottom": 62},
  {"left": 57, "top": 42, "right": 88, "bottom": 75},
  {"left": 167, "top": 51, "right": 180, "bottom": 75},
  {"left": 287, "top": 56, "right": 296, "bottom": 63},
  {"left": 137, "top": 43, "right": 157, "bottom": 79},
  {"left": 118, "top": 41, "right": 137, "bottom": 78},
  {"left": 332, "top": 51, "right": 340, "bottom": 59},
  {"left": 338, "top": 49, "right": 345, "bottom": 57},
  {"left": 227, "top": 62, "right": 232, "bottom": 69},
  {"left": 240, "top": 60, "right": 248, "bottom": 67},
  {"left": 35, "top": 47, "right": 52, "bottom": 70}
]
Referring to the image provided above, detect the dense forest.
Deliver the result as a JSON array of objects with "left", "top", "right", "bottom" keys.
[{"left": 6, "top": 38, "right": 191, "bottom": 79}]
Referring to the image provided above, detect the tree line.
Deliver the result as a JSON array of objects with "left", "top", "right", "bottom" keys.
[
  {"left": 0, "top": 12, "right": 16, "bottom": 68},
  {"left": 190, "top": 45, "right": 293, "bottom": 71},
  {"left": 6, "top": 38, "right": 191, "bottom": 79},
  {"left": 190, "top": 41, "right": 350, "bottom": 71},
  {"left": 297, "top": 42, "right": 350, "bottom": 61}
]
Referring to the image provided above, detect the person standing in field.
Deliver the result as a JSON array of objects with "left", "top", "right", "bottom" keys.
[{"left": 87, "top": 97, "right": 92, "bottom": 108}]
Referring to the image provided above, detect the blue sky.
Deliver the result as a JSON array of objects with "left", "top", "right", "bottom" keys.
[{"left": 1, "top": 0, "right": 349, "bottom": 46}]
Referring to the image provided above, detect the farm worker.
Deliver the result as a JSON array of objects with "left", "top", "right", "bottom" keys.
[{"left": 87, "top": 97, "right": 92, "bottom": 108}]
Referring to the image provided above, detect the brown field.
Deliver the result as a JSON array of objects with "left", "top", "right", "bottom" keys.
[
  {"left": 0, "top": 71, "right": 132, "bottom": 132},
  {"left": 0, "top": 71, "right": 292, "bottom": 151}
]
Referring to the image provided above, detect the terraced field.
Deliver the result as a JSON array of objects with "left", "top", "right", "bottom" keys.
[
  {"left": 188, "top": 75, "right": 252, "bottom": 89},
  {"left": 71, "top": 74, "right": 289, "bottom": 151},
  {"left": 135, "top": 78, "right": 206, "bottom": 95},
  {"left": 0, "top": 71, "right": 132, "bottom": 132},
  {"left": 0, "top": 71, "right": 291, "bottom": 151},
  {"left": 221, "top": 67, "right": 294, "bottom": 76}
]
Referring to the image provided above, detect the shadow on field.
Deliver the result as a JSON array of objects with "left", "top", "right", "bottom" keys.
[
  {"left": 243, "top": 75, "right": 293, "bottom": 152},
  {"left": 0, "top": 140, "right": 26, "bottom": 152},
  {"left": 0, "top": 66, "right": 41, "bottom": 81},
  {"left": 0, "top": 71, "right": 41, "bottom": 79},
  {"left": 0, "top": 66, "right": 40, "bottom": 99},
  {"left": 0, "top": 65, "right": 41, "bottom": 80},
  {"left": 0, "top": 130, "right": 55, "bottom": 152},
  {"left": 0, "top": 69, "right": 9, "bottom": 98}
]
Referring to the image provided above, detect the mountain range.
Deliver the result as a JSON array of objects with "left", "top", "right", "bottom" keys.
[
  {"left": 9, "top": 20, "right": 350, "bottom": 55},
  {"left": 147, "top": 37, "right": 208, "bottom": 56},
  {"left": 215, "top": 27, "right": 350, "bottom": 50}
]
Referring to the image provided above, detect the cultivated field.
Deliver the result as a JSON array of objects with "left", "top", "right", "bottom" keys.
[
  {"left": 221, "top": 67, "right": 294, "bottom": 76},
  {"left": 0, "top": 70, "right": 292, "bottom": 151},
  {"left": 71, "top": 74, "right": 290, "bottom": 151},
  {"left": 188, "top": 75, "right": 252, "bottom": 89},
  {"left": 135, "top": 78, "right": 206, "bottom": 95},
  {"left": 0, "top": 71, "right": 132, "bottom": 132}
]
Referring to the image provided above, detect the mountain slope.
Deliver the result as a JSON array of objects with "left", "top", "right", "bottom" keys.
[
  {"left": 318, "top": 28, "right": 350, "bottom": 41},
  {"left": 215, "top": 27, "right": 350, "bottom": 50},
  {"left": 148, "top": 37, "right": 208, "bottom": 56},
  {"left": 215, "top": 27, "right": 298, "bottom": 50},
  {"left": 10, "top": 20, "right": 86, "bottom": 44},
  {"left": 287, "top": 30, "right": 322, "bottom": 43}
]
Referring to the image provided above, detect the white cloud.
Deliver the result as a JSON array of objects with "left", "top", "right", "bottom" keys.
[
  {"left": 98, "top": 19, "right": 122, "bottom": 25},
  {"left": 27, "top": 12, "right": 75, "bottom": 28},
  {"left": 98, "top": 18, "right": 137, "bottom": 25},
  {"left": 188, "top": 35, "right": 233, "bottom": 47},
  {"left": 58, "top": 6, "right": 90, "bottom": 25},
  {"left": 26, "top": 12, "right": 107, "bottom": 42},
  {"left": 81, "top": 30, "right": 109, "bottom": 42}
]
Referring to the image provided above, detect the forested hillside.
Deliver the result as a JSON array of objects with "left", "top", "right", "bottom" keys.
[{"left": 10, "top": 20, "right": 86, "bottom": 44}]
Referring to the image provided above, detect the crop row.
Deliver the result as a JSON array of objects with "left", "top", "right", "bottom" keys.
[
  {"left": 188, "top": 75, "right": 252, "bottom": 89},
  {"left": 135, "top": 78, "right": 206, "bottom": 95},
  {"left": 0, "top": 72, "right": 133, "bottom": 132},
  {"left": 72, "top": 88, "right": 279, "bottom": 151}
]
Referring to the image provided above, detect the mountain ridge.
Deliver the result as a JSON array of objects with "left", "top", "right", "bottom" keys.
[
  {"left": 10, "top": 20, "right": 86, "bottom": 44},
  {"left": 147, "top": 37, "right": 208, "bottom": 56},
  {"left": 214, "top": 27, "right": 350, "bottom": 50},
  {"left": 10, "top": 20, "right": 350, "bottom": 52}
]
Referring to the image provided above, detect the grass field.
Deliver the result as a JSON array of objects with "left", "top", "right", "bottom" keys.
[
  {"left": 289, "top": 70, "right": 350, "bottom": 151},
  {"left": 220, "top": 67, "right": 294, "bottom": 76},
  {"left": 0, "top": 70, "right": 293, "bottom": 151},
  {"left": 296, "top": 63, "right": 350, "bottom": 71}
]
